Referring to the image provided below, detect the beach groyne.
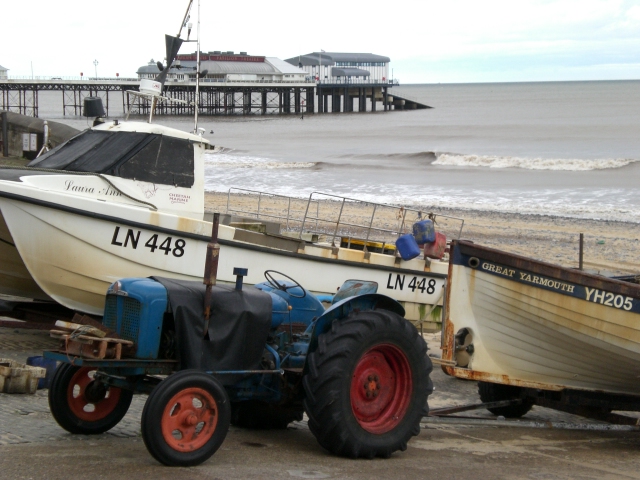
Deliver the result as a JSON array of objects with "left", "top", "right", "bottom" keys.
[{"left": 0, "top": 111, "right": 78, "bottom": 159}]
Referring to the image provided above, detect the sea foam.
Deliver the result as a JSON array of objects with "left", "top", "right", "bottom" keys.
[
  {"left": 433, "top": 154, "right": 638, "bottom": 171},
  {"left": 205, "top": 151, "right": 315, "bottom": 169}
]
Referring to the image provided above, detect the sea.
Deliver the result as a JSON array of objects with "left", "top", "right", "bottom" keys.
[{"left": 35, "top": 80, "right": 640, "bottom": 223}]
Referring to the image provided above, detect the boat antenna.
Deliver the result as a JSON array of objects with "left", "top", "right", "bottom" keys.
[{"left": 177, "top": 0, "right": 194, "bottom": 38}]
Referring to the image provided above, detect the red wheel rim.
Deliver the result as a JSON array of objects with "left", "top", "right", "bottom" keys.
[
  {"left": 161, "top": 387, "right": 219, "bottom": 452},
  {"left": 66, "top": 367, "right": 122, "bottom": 422},
  {"left": 350, "top": 344, "right": 413, "bottom": 434}
]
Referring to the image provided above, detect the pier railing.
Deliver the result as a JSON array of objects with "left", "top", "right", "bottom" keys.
[{"left": 224, "top": 188, "right": 464, "bottom": 254}]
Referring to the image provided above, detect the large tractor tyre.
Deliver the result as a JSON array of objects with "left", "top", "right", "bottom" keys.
[
  {"left": 478, "top": 381, "right": 534, "bottom": 418},
  {"left": 231, "top": 401, "right": 303, "bottom": 429},
  {"left": 141, "top": 370, "right": 231, "bottom": 467},
  {"left": 303, "top": 309, "right": 433, "bottom": 459},
  {"left": 48, "top": 364, "right": 133, "bottom": 435}
]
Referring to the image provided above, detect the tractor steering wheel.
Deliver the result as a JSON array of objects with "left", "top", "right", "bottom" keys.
[{"left": 264, "top": 270, "right": 306, "bottom": 298}]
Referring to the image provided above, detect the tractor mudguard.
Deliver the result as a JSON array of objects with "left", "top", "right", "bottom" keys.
[{"left": 306, "top": 294, "right": 405, "bottom": 359}]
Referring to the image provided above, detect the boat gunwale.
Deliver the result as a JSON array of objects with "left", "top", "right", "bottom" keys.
[{"left": 455, "top": 239, "right": 640, "bottom": 297}]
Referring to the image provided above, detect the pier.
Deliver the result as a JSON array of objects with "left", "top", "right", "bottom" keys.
[{"left": 0, "top": 78, "right": 430, "bottom": 118}]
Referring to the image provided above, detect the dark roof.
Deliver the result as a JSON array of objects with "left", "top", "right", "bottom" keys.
[
  {"left": 285, "top": 52, "right": 390, "bottom": 67},
  {"left": 331, "top": 68, "right": 370, "bottom": 77}
]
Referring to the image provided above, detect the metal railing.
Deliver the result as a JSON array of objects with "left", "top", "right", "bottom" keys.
[
  {"left": 225, "top": 189, "right": 465, "bottom": 254},
  {"left": 225, "top": 188, "right": 319, "bottom": 232},
  {"left": 316, "top": 78, "right": 400, "bottom": 86}
]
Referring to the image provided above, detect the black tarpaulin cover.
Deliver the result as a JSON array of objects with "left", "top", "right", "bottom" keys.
[{"left": 153, "top": 277, "right": 272, "bottom": 384}]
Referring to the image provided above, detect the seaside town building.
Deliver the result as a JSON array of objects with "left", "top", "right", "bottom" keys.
[{"left": 284, "top": 52, "right": 391, "bottom": 84}]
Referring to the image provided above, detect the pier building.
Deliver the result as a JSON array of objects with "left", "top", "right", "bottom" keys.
[
  {"left": 138, "top": 51, "right": 307, "bottom": 84},
  {"left": 284, "top": 51, "right": 428, "bottom": 113},
  {"left": 285, "top": 52, "right": 390, "bottom": 84},
  {"left": 0, "top": 66, "right": 8, "bottom": 81}
]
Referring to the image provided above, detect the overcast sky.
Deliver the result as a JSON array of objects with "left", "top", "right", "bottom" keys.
[{"left": 2, "top": 0, "right": 639, "bottom": 83}]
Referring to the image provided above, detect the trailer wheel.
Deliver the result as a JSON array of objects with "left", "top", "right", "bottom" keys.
[
  {"left": 478, "top": 381, "right": 534, "bottom": 418},
  {"left": 303, "top": 309, "right": 432, "bottom": 458},
  {"left": 231, "top": 401, "right": 303, "bottom": 429},
  {"left": 48, "top": 364, "right": 133, "bottom": 435},
  {"left": 141, "top": 370, "right": 230, "bottom": 467}
]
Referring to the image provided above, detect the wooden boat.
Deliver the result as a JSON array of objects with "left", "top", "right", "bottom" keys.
[{"left": 442, "top": 240, "right": 640, "bottom": 397}]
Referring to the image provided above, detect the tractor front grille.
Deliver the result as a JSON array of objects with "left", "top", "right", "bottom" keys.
[{"left": 103, "top": 295, "right": 141, "bottom": 343}]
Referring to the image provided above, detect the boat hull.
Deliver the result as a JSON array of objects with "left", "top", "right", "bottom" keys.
[
  {"left": 0, "top": 193, "right": 447, "bottom": 320},
  {"left": 443, "top": 240, "right": 640, "bottom": 396}
]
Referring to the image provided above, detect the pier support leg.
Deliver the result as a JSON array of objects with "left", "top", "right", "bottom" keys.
[
  {"left": 294, "top": 88, "right": 300, "bottom": 114},
  {"left": 306, "top": 87, "right": 314, "bottom": 113},
  {"left": 243, "top": 90, "right": 249, "bottom": 114},
  {"left": 317, "top": 86, "right": 323, "bottom": 113},
  {"left": 283, "top": 88, "right": 291, "bottom": 114}
]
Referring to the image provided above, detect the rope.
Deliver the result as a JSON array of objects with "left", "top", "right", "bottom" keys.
[{"left": 0, "top": 165, "right": 158, "bottom": 210}]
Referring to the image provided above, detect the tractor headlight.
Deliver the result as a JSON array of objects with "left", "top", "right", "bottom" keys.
[{"left": 109, "top": 280, "right": 128, "bottom": 296}]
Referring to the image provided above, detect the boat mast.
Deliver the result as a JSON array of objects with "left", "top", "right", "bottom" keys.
[{"left": 194, "top": 0, "right": 201, "bottom": 134}]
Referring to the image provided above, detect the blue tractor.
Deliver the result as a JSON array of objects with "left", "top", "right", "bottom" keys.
[{"left": 45, "top": 268, "right": 433, "bottom": 466}]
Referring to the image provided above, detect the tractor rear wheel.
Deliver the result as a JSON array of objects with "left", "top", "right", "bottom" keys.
[
  {"left": 141, "top": 370, "right": 230, "bottom": 467},
  {"left": 478, "top": 381, "right": 534, "bottom": 418},
  {"left": 303, "top": 309, "right": 432, "bottom": 458},
  {"left": 231, "top": 401, "right": 303, "bottom": 429},
  {"left": 48, "top": 364, "right": 133, "bottom": 435}
]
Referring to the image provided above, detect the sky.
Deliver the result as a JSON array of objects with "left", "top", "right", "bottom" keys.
[{"left": 2, "top": 0, "right": 640, "bottom": 84}]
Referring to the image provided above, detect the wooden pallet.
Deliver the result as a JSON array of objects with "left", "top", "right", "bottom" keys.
[{"left": 50, "top": 330, "right": 133, "bottom": 360}]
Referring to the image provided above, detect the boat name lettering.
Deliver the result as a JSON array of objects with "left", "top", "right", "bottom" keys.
[
  {"left": 481, "top": 262, "right": 515, "bottom": 277},
  {"left": 386, "top": 274, "right": 437, "bottom": 294},
  {"left": 518, "top": 272, "right": 575, "bottom": 293},
  {"left": 110, "top": 226, "right": 186, "bottom": 257},
  {"left": 584, "top": 287, "right": 633, "bottom": 311},
  {"left": 99, "top": 186, "right": 122, "bottom": 196},
  {"left": 168, "top": 193, "right": 190, "bottom": 204},
  {"left": 63, "top": 180, "right": 122, "bottom": 197},
  {"left": 64, "top": 180, "right": 94, "bottom": 194}
]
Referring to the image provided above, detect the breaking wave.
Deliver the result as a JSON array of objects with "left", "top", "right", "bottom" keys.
[
  {"left": 204, "top": 151, "right": 315, "bottom": 169},
  {"left": 432, "top": 154, "right": 638, "bottom": 171}
]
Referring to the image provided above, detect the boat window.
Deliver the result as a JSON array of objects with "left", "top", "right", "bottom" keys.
[
  {"left": 28, "top": 130, "right": 194, "bottom": 187},
  {"left": 118, "top": 135, "right": 194, "bottom": 187}
]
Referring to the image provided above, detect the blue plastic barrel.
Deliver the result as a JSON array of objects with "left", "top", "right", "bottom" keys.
[
  {"left": 396, "top": 234, "right": 421, "bottom": 260},
  {"left": 412, "top": 219, "right": 436, "bottom": 245},
  {"left": 26, "top": 356, "right": 58, "bottom": 389}
]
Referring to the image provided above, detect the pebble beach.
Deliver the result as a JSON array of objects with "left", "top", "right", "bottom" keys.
[{"left": 204, "top": 191, "right": 640, "bottom": 276}]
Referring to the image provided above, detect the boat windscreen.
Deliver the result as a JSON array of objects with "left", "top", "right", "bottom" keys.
[{"left": 27, "top": 130, "right": 194, "bottom": 187}]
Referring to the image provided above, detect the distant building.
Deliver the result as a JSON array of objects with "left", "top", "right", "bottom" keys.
[
  {"left": 285, "top": 52, "right": 390, "bottom": 84},
  {"left": 0, "top": 65, "right": 8, "bottom": 80},
  {"left": 137, "top": 51, "right": 308, "bottom": 84}
]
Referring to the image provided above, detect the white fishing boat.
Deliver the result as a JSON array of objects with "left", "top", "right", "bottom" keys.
[
  {"left": 0, "top": 1, "right": 459, "bottom": 324},
  {"left": 442, "top": 239, "right": 640, "bottom": 410}
]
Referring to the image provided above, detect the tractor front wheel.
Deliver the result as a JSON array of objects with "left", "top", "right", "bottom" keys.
[
  {"left": 48, "top": 364, "right": 133, "bottom": 435},
  {"left": 303, "top": 309, "right": 433, "bottom": 458},
  {"left": 141, "top": 370, "right": 230, "bottom": 467}
]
